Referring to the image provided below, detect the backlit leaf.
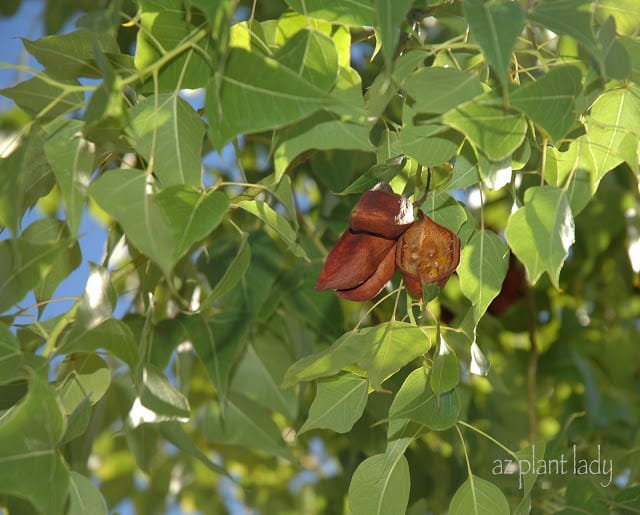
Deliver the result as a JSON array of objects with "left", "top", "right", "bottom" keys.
[
  {"left": 299, "top": 373, "right": 368, "bottom": 433},
  {"left": 449, "top": 475, "right": 510, "bottom": 515}
]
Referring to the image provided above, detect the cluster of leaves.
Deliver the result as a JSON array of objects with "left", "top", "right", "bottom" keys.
[{"left": 1, "top": 0, "right": 640, "bottom": 513}]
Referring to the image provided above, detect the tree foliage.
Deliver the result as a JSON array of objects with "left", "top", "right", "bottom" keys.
[{"left": 1, "top": 0, "right": 640, "bottom": 513}]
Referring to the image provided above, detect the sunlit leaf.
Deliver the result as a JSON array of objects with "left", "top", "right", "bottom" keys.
[
  {"left": 442, "top": 99, "right": 527, "bottom": 161},
  {"left": 349, "top": 449, "right": 410, "bottom": 515},
  {"left": 449, "top": 475, "right": 510, "bottom": 515},
  {"left": 458, "top": 230, "right": 509, "bottom": 321},
  {"left": 283, "top": 0, "right": 376, "bottom": 26},
  {"left": 283, "top": 322, "right": 431, "bottom": 390},
  {"left": 299, "top": 373, "right": 368, "bottom": 433}
]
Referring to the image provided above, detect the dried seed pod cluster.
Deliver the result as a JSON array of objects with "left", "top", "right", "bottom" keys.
[{"left": 315, "top": 182, "right": 460, "bottom": 301}]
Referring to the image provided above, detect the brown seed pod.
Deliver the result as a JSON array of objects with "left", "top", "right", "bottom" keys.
[
  {"left": 315, "top": 229, "right": 396, "bottom": 291},
  {"left": 396, "top": 212, "right": 460, "bottom": 296},
  {"left": 335, "top": 243, "right": 397, "bottom": 301},
  {"left": 349, "top": 183, "right": 414, "bottom": 239}
]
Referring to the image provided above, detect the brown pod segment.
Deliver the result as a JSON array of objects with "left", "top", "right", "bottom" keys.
[
  {"left": 335, "top": 243, "right": 397, "bottom": 301},
  {"left": 396, "top": 212, "right": 460, "bottom": 296},
  {"left": 349, "top": 183, "right": 414, "bottom": 239},
  {"left": 315, "top": 229, "right": 396, "bottom": 291}
]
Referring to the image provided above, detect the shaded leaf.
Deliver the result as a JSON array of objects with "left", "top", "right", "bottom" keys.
[
  {"left": 127, "top": 94, "right": 205, "bottom": 187},
  {"left": 374, "top": 0, "right": 414, "bottom": 70},
  {"left": 463, "top": 0, "right": 525, "bottom": 91},
  {"left": 236, "top": 199, "right": 307, "bottom": 259},
  {"left": 404, "top": 67, "right": 483, "bottom": 114},
  {"left": 23, "top": 29, "right": 120, "bottom": 80},
  {"left": 0, "top": 371, "right": 69, "bottom": 515},
  {"left": 510, "top": 66, "right": 582, "bottom": 141},
  {"left": 431, "top": 335, "right": 460, "bottom": 394},
  {"left": 203, "top": 394, "right": 293, "bottom": 460},
  {"left": 89, "top": 169, "right": 175, "bottom": 276},
  {"left": 528, "top": 0, "right": 601, "bottom": 60},
  {"left": 67, "top": 471, "right": 108, "bottom": 515},
  {"left": 0, "top": 75, "right": 85, "bottom": 120},
  {"left": 154, "top": 186, "right": 229, "bottom": 261}
]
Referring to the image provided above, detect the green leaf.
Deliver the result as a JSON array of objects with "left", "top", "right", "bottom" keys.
[
  {"left": 275, "top": 28, "right": 339, "bottom": 92},
  {"left": 348, "top": 451, "right": 410, "bottom": 515},
  {"left": 403, "top": 67, "right": 484, "bottom": 114},
  {"left": 469, "top": 341, "right": 491, "bottom": 376},
  {"left": 0, "top": 75, "right": 85, "bottom": 120},
  {"left": 510, "top": 66, "right": 582, "bottom": 141},
  {"left": 134, "top": 0, "right": 213, "bottom": 90},
  {"left": 544, "top": 137, "right": 594, "bottom": 214},
  {"left": 230, "top": 337, "right": 297, "bottom": 419},
  {"left": 283, "top": 0, "right": 376, "bottom": 26},
  {"left": 0, "top": 322, "right": 23, "bottom": 384},
  {"left": 283, "top": 322, "right": 431, "bottom": 390},
  {"left": 16, "top": 218, "right": 81, "bottom": 316},
  {"left": 273, "top": 112, "right": 373, "bottom": 181},
  {"left": 431, "top": 335, "right": 460, "bottom": 394},
  {"left": 0, "top": 371, "right": 69, "bottom": 515},
  {"left": 448, "top": 143, "right": 480, "bottom": 191},
  {"left": 477, "top": 152, "right": 512, "bottom": 191},
  {"left": 89, "top": 168, "right": 175, "bottom": 276},
  {"left": 388, "top": 367, "right": 461, "bottom": 437},
  {"left": 203, "top": 394, "right": 293, "bottom": 460},
  {"left": 449, "top": 475, "right": 510, "bottom": 515},
  {"left": 207, "top": 48, "right": 335, "bottom": 149},
  {"left": 338, "top": 155, "right": 406, "bottom": 195},
  {"left": 23, "top": 29, "right": 120, "bottom": 80},
  {"left": 157, "top": 422, "right": 229, "bottom": 476},
  {"left": 395, "top": 118, "right": 461, "bottom": 167},
  {"left": 66, "top": 471, "right": 108, "bottom": 515},
  {"left": 595, "top": 0, "right": 640, "bottom": 36},
  {"left": 299, "top": 373, "right": 368, "bottom": 434},
  {"left": 60, "top": 319, "right": 139, "bottom": 370},
  {"left": 442, "top": 99, "right": 527, "bottom": 161},
  {"left": 374, "top": 0, "right": 414, "bottom": 69},
  {"left": 236, "top": 199, "right": 307, "bottom": 259},
  {"left": 463, "top": 0, "right": 525, "bottom": 91},
  {"left": 43, "top": 119, "right": 94, "bottom": 235},
  {"left": 503, "top": 207, "right": 544, "bottom": 285},
  {"left": 586, "top": 86, "right": 640, "bottom": 186},
  {"left": 597, "top": 16, "right": 631, "bottom": 81},
  {"left": 139, "top": 364, "right": 190, "bottom": 420},
  {"left": 505, "top": 186, "right": 574, "bottom": 288},
  {"left": 528, "top": 0, "right": 601, "bottom": 61},
  {"left": 154, "top": 186, "right": 229, "bottom": 261},
  {"left": 56, "top": 353, "right": 111, "bottom": 413},
  {"left": 0, "top": 127, "right": 53, "bottom": 235},
  {"left": 458, "top": 230, "right": 509, "bottom": 321},
  {"left": 0, "top": 235, "right": 65, "bottom": 313},
  {"left": 200, "top": 233, "right": 251, "bottom": 309},
  {"left": 419, "top": 190, "right": 468, "bottom": 234},
  {"left": 127, "top": 94, "right": 205, "bottom": 187}
]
